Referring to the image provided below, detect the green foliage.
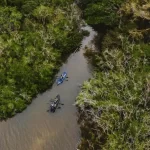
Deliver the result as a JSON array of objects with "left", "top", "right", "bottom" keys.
[
  {"left": 82, "top": 30, "right": 90, "bottom": 37},
  {"left": 32, "top": 5, "right": 54, "bottom": 25},
  {"left": 77, "top": 37, "right": 150, "bottom": 149},
  {"left": 79, "top": 0, "right": 124, "bottom": 25},
  {"left": 0, "top": 0, "right": 82, "bottom": 119},
  {"left": 76, "top": 1, "right": 150, "bottom": 147},
  {"left": 0, "top": 6, "right": 22, "bottom": 33}
]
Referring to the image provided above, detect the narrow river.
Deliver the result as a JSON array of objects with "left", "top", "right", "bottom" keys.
[{"left": 0, "top": 25, "right": 97, "bottom": 150}]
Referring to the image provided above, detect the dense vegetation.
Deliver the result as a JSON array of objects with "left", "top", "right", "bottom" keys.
[
  {"left": 0, "top": 0, "right": 83, "bottom": 119},
  {"left": 77, "top": 0, "right": 124, "bottom": 25},
  {"left": 76, "top": 0, "right": 150, "bottom": 149}
]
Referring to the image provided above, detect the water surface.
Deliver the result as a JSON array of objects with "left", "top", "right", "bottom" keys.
[{"left": 0, "top": 25, "right": 97, "bottom": 150}]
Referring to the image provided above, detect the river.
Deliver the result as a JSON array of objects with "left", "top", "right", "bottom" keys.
[{"left": 0, "top": 25, "right": 97, "bottom": 150}]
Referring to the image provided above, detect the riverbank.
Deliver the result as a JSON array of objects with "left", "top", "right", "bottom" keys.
[
  {"left": 0, "top": 1, "right": 83, "bottom": 120},
  {"left": 76, "top": 1, "right": 150, "bottom": 149}
]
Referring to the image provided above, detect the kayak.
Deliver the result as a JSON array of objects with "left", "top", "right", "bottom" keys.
[
  {"left": 56, "top": 72, "right": 67, "bottom": 85},
  {"left": 50, "top": 95, "right": 60, "bottom": 112}
]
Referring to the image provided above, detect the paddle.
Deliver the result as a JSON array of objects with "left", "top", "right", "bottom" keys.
[
  {"left": 50, "top": 98, "right": 55, "bottom": 101},
  {"left": 47, "top": 100, "right": 52, "bottom": 103},
  {"left": 55, "top": 76, "right": 69, "bottom": 78},
  {"left": 55, "top": 75, "right": 59, "bottom": 78},
  {"left": 59, "top": 103, "right": 64, "bottom": 105}
]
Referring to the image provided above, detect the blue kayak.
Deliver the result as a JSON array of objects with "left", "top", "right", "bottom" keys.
[{"left": 56, "top": 72, "right": 67, "bottom": 85}]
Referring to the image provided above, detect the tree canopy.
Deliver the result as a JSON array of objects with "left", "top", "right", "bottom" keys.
[
  {"left": 0, "top": 0, "right": 82, "bottom": 119},
  {"left": 76, "top": 0, "right": 150, "bottom": 149},
  {"left": 78, "top": 0, "right": 124, "bottom": 25}
]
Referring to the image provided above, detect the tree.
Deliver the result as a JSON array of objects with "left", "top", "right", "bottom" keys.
[
  {"left": 0, "top": 6, "right": 22, "bottom": 33},
  {"left": 32, "top": 5, "right": 54, "bottom": 25},
  {"left": 79, "top": 0, "right": 124, "bottom": 26}
]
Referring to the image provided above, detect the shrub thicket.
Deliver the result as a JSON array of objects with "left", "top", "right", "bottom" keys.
[
  {"left": 0, "top": 0, "right": 82, "bottom": 119},
  {"left": 76, "top": 0, "right": 150, "bottom": 149}
]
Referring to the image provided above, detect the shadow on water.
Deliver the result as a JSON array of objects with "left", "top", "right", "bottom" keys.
[{"left": 0, "top": 25, "right": 97, "bottom": 150}]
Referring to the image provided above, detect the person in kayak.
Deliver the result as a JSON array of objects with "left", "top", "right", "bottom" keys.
[
  {"left": 50, "top": 103, "right": 55, "bottom": 112},
  {"left": 50, "top": 95, "right": 60, "bottom": 112},
  {"left": 50, "top": 101, "right": 57, "bottom": 112},
  {"left": 60, "top": 74, "right": 63, "bottom": 79}
]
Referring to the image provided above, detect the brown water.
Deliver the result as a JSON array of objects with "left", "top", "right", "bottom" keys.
[{"left": 0, "top": 25, "right": 97, "bottom": 150}]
